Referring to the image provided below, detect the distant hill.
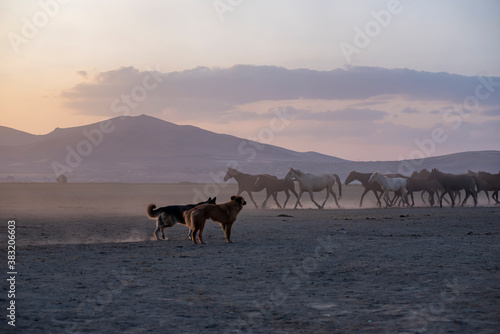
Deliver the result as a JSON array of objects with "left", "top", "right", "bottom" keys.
[
  {"left": 0, "top": 115, "right": 498, "bottom": 182},
  {"left": 0, "top": 115, "right": 347, "bottom": 182},
  {"left": 0, "top": 126, "right": 42, "bottom": 146}
]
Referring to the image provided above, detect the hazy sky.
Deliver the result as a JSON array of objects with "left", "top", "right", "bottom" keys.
[{"left": 1, "top": 0, "right": 499, "bottom": 161}]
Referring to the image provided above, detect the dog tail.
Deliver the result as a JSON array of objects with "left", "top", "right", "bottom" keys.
[
  {"left": 147, "top": 204, "right": 160, "bottom": 219},
  {"left": 183, "top": 209, "right": 193, "bottom": 228},
  {"left": 334, "top": 174, "right": 342, "bottom": 200}
]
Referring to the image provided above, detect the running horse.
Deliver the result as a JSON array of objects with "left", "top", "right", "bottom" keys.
[
  {"left": 427, "top": 169, "right": 478, "bottom": 207},
  {"left": 476, "top": 171, "right": 500, "bottom": 204},
  {"left": 223, "top": 167, "right": 267, "bottom": 208},
  {"left": 284, "top": 168, "right": 342, "bottom": 209},
  {"left": 344, "top": 171, "right": 383, "bottom": 207},
  {"left": 368, "top": 172, "right": 409, "bottom": 207},
  {"left": 253, "top": 174, "right": 302, "bottom": 209}
]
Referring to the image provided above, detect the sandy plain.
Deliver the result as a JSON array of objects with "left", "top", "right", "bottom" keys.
[{"left": 0, "top": 183, "right": 499, "bottom": 333}]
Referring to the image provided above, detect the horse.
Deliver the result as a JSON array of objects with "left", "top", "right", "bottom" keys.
[
  {"left": 223, "top": 167, "right": 268, "bottom": 208},
  {"left": 411, "top": 169, "right": 454, "bottom": 206},
  {"left": 284, "top": 168, "right": 342, "bottom": 209},
  {"left": 467, "top": 170, "right": 494, "bottom": 204},
  {"left": 426, "top": 169, "right": 478, "bottom": 207},
  {"left": 406, "top": 174, "right": 448, "bottom": 207},
  {"left": 476, "top": 171, "right": 500, "bottom": 204},
  {"left": 344, "top": 171, "right": 383, "bottom": 207},
  {"left": 368, "top": 172, "right": 409, "bottom": 207},
  {"left": 253, "top": 174, "right": 302, "bottom": 209}
]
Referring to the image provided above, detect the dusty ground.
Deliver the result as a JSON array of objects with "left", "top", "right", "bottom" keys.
[{"left": 0, "top": 183, "right": 499, "bottom": 333}]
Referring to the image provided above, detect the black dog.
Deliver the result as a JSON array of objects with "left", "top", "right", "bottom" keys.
[{"left": 147, "top": 197, "right": 216, "bottom": 240}]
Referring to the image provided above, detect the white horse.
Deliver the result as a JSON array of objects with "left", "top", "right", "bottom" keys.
[
  {"left": 284, "top": 168, "right": 342, "bottom": 209},
  {"left": 368, "top": 172, "right": 409, "bottom": 207}
]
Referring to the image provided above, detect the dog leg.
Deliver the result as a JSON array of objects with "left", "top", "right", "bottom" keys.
[
  {"left": 195, "top": 220, "right": 207, "bottom": 244},
  {"left": 198, "top": 228, "right": 206, "bottom": 244},
  {"left": 223, "top": 224, "right": 233, "bottom": 243},
  {"left": 191, "top": 228, "right": 198, "bottom": 244},
  {"left": 154, "top": 220, "right": 161, "bottom": 241}
]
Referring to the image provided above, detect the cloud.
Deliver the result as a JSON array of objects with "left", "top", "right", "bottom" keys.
[
  {"left": 401, "top": 107, "right": 420, "bottom": 114},
  {"left": 295, "top": 108, "right": 389, "bottom": 122},
  {"left": 429, "top": 109, "right": 441, "bottom": 114},
  {"left": 483, "top": 108, "right": 500, "bottom": 116},
  {"left": 61, "top": 65, "right": 500, "bottom": 119},
  {"left": 76, "top": 70, "right": 88, "bottom": 79}
]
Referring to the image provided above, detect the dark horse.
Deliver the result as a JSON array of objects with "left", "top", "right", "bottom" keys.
[
  {"left": 223, "top": 167, "right": 266, "bottom": 208},
  {"left": 407, "top": 171, "right": 448, "bottom": 207},
  {"left": 345, "top": 171, "right": 382, "bottom": 207},
  {"left": 467, "top": 170, "right": 495, "bottom": 204},
  {"left": 254, "top": 174, "right": 302, "bottom": 208},
  {"left": 476, "top": 171, "right": 500, "bottom": 204},
  {"left": 427, "top": 169, "right": 478, "bottom": 207}
]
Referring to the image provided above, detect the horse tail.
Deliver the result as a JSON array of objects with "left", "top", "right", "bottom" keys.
[{"left": 334, "top": 174, "right": 342, "bottom": 200}]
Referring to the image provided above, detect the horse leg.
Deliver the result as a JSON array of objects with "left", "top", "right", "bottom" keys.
[
  {"left": 472, "top": 188, "right": 478, "bottom": 207},
  {"left": 246, "top": 191, "right": 259, "bottom": 208},
  {"left": 429, "top": 191, "right": 435, "bottom": 207},
  {"left": 290, "top": 187, "right": 303, "bottom": 208},
  {"left": 403, "top": 188, "right": 409, "bottom": 207},
  {"left": 294, "top": 190, "right": 304, "bottom": 209},
  {"left": 396, "top": 190, "right": 405, "bottom": 207},
  {"left": 308, "top": 191, "right": 322, "bottom": 209},
  {"left": 261, "top": 191, "right": 271, "bottom": 209},
  {"left": 359, "top": 188, "right": 370, "bottom": 207},
  {"left": 329, "top": 188, "right": 340, "bottom": 208},
  {"left": 420, "top": 191, "right": 427, "bottom": 205},
  {"left": 493, "top": 191, "right": 499, "bottom": 204},
  {"left": 439, "top": 191, "right": 446, "bottom": 208},
  {"left": 483, "top": 190, "right": 490, "bottom": 204},
  {"left": 440, "top": 191, "right": 449, "bottom": 204},
  {"left": 374, "top": 190, "right": 382, "bottom": 207},
  {"left": 389, "top": 191, "right": 399, "bottom": 206},
  {"left": 383, "top": 191, "right": 390, "bottom": 208},
  {"left": 447, "top": 191, "right": 455, "bottom": 208},
  {"left": 461, "top": 190, "right": 471, "bottom": 207},
  {"left": 409, "top": 191, "right": 415, "bottom": 207},
  {"left": 272, "top": 192, "right": 282, "bottom": 209},
  {"left": 283, "top": 190, "right": 290, "bottom": 208},
  {"left": 320, "top": 188, "right": 330, "bottom": 209}
]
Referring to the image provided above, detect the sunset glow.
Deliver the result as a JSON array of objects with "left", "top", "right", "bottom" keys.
[{"left": 1, "top": 1, "right": 499, "bottom": 160}]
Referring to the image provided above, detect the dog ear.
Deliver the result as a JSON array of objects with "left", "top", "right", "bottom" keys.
[
  {"left": 213, "top": 197, "right": 216, "bottom": 202},
  {"left": 208, "top": 197, "right": 212, "bottom": 201},
  {"left": 231, "top": 195, "right": 236, "bottom": 200}
]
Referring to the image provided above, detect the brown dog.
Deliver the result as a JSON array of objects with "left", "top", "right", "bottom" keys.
[{"left": 183, "top": 196, "right": 246, "bottom": 244}]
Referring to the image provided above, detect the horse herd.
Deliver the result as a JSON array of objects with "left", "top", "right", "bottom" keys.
[{"left": 223, "top": 167, "right": 500, "bottom": 209}]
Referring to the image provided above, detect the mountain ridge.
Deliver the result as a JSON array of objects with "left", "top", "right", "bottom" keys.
[{"left": 1, "top": 115, "right": 498, "bottom": 182}]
